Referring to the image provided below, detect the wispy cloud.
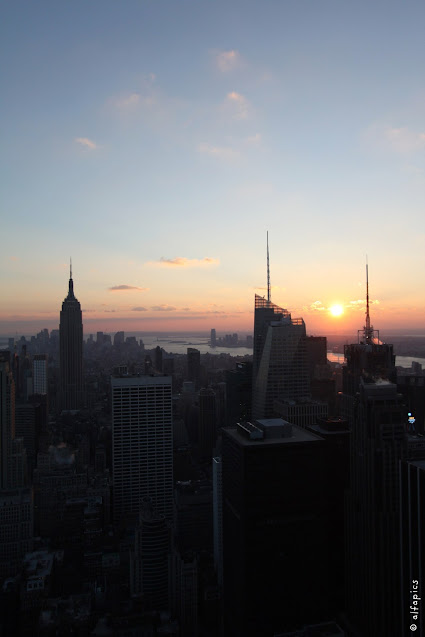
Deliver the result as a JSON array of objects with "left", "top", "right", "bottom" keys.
[
  {"left": 151, "top": 256, "right": 220, "bottom": 267},
  {"left": 75, "top": 137, "right": 97, "bottom": 150},
  {"left": 224, "top": 91, "right": 251, "bottom": 120},
  {"left": 132, "top": 306, "right": 148, "bottom": 312},
  {"left": 151, "top": 305, "right": 177, "bottom": 312},
  {"left": 108, "top": 285, "right": 149, "bottom": 291},
  {"left": 214, "top": 49, "right": 241, "bottom": 72},
  {"left": 307, "top": 301, "right": 326, "bottom": 312},
  {"left": 198, "top": 143, "right": 240, "bottom": 161},
  {"left": 245, "top": 133, "right": 262, "bottom": 145},
  {"left": 366, "top": 124, "right": 425, "bottom": 154},
  {"left": 384, "top": 127, "right": 425, "bottom": 153}
]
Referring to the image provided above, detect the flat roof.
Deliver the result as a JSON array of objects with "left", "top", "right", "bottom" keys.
[{"left": 223, "top": 423, "right": 323, "bottom": 447}]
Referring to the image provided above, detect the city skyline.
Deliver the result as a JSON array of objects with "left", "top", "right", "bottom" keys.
[{"left": 2, "top": 1, "right": 425, "bottom": 334}]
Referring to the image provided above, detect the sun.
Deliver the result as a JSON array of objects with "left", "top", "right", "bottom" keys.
[{"left": 329, "top": 304, "right": 344, "bottom": 317}]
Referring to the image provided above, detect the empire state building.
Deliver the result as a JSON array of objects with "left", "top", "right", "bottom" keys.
[{"left": 59, "top": 262, "right": 83, "bottom": 410}]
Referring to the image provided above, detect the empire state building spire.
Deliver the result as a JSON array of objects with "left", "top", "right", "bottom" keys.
[
  {"left": 59, "top": 262, "right": 83, "bottom": 410},
  {"left": 68, "top": 257, "right": 75, "bottom": 298}
]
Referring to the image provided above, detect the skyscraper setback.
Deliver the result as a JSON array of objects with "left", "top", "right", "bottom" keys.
[
  {"left": 59, "top": 263, "right": 84, "bottom": 410},
  {"left": 252, "top": 236, "right": 310, "bottom": 419}
]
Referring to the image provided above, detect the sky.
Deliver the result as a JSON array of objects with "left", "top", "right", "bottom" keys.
[{"left": 1, "top": 0, "right": 424, "bottom": 336}]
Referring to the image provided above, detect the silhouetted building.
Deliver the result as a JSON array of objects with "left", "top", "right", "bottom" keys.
[
  {"left": 252, "top": 294, "right": 310, "bottom": 419},
  {"left": 0, "top": 488, "right": 33, "bottom": 582},
  {"left": 345, "top": 379, "right": 406, "bottom": 637},
  {"left": 111, "top": 373, "right": 173, "bottom": 522},
  {"left": 400, "top": 458, "right": 424, "bottom": 637},
  {"left": 212, "top": 456, "right": 223, "bottom": 587},
  {"left": 222, "top": 419, "right": 328, "bottom": 636},
  {"left": 225, "top": 361, "right": 252, "bottom": 425},
  {"left": 33, "top": 354, "right": 48, "bottom": 395},
  {"left": 174, "top": 480, "right": 213, "bottom": 555},
  {"left": 198, "top": 387, "right": 217, "bottom": 458},
  {"left": 130, "top": 497, "right": 171, "bottom": 611},
  {"left": 187, "top": 348, "right": 201, "bottom": 388},
  {"left": 155, "top": 345, "right": 163, "bottom": 373},
  {"left": 210, "top": 329, "right": 217, "bottom": 348},
  {"left": 59, "top": 264, "right": 83, "bottom": 410},
  {"left": 308, "top": 417, "right": 350, "bottom": 614},
  {"left": 0, "top": 355, "right": 15, "bottom": 489},
  {"left": 397, "top": 364, "right": 425, "bottom": 435},
  {"left": 342, "top": 269, "right": 395, "bottom": 400},
  {"left": 113, "top": 331, "right": 125, "bottom": 347}
]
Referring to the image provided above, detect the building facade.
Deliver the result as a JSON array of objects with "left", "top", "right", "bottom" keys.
[
  {"left": 59, "top": 266, "right": 83, "bottom": 410},
  {"left": 111, "top": 373, "right": 173, "bottom": 522}
]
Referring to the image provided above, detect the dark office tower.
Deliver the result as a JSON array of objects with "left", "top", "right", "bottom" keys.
[
  {"left": 198, "top": 387, "right": 217, "bottom": 458},
  {"left": 222, "top": 419, "right": 328, "bottom": 636},
  {"left": 308, "top": 418, "right": 350, "bottom": 614},
  {"left": 342, "top": 265, "right": 395, "bottom": 399},
  {"left": 113, "top": 330, "right": 125, "bottom": 347},
  {"left": 33, "top": 354, "right": 48, "bottom": 395},
  {"left": 111, "top": 373, "right": 173, "bottom": 523},
  {"left": 15, "top": 403, "right": 39, "bottom": 479},
  {"left": 155, "top": 345, "right": 163, "bottom": 373},
  {"left": 345, "top": 379, "right": 407, "bottom": 637},
  {"left": 59, "top": 262, "right": 83, "bottom": 410},
  {"left": 210, "top": 328, "right": 217, "bottom": 347},
  {"left": 400, "top": 459, "right": 425, "bottom": 637},
  {"left": 0, "top": 355, "right": 15, "bottom": 489},
  {"left": 225, "top": 361, "right": 252, "bottom": 425},
  {"left": 187, "top": 348, "right": 201, "bottom": 388},
  {"left": 252, "top": 294, "right": 310, "bottom": 419},
  {"left": 397, "top": 365, "right": 425, "bottom": 435},
  {"left": 130, "top": 497, "right": 171, "bottom": 611}
]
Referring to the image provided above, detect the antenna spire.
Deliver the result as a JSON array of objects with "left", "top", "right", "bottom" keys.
[
  {"left": 267, "top": 231, "right": 271, "bottom": 303},
  {"left": 70, "top": 257, "right": 72, "bottom": 280},
  {"left": 364, "top": 256, "right": 374, "bottom": 343}
]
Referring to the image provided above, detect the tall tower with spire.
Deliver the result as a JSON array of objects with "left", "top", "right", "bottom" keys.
[
  {"left": 342, "top": 262, "right": 395, "bottom": 397},
  {"left": 252, "top": 234, "right": 310, "bottom": 419},
  {"left": 59, "top": 260, "right": 84, "bottom": 410}
]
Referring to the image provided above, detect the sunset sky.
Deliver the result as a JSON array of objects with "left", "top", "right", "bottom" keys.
[{"left": 1, "top": 1, "right": 424, "bottom": 336}]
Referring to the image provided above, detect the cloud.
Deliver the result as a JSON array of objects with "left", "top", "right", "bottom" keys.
[
  {"left": 9, "top": 256, "right": 19, "bottom": 261},
  {"left": 75, "top": 137, "right": 97, "bottom": 150},
  {"left": 245, "top": 133, "right": 262, "bottom": 145},
  {"left": 151, "top": 305, "right": 177, "bottom": 312},
  {"left": 384, "top": 127, "right": 425, "bottom": 153},
  {"left": 198, "top": 143, "right": 240, "bottom": 161},
  {"left": 147, "top": 256, "right": 219, "bottom": 268},
  {"left": 366, "top": 124, "right": 425, "bottom": 154},
  {"left": 114, "top": 93, "right": 141, "bottom": 109},
  {"left": 308, "top": 301, "right": 326, "bottom": 312},
  {"left": 132, "top": 307, "right": 148, "bottom": 312},
  {"left": 215, "top": 49, "right": 241, "bottom": 72},
  {"left": 225, "top": 91, "right": 250, "bottom": 120},
  {"left": 108, "top": 285, "right": 149, "bottom": 291}
]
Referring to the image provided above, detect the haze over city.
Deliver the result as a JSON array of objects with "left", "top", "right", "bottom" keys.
[{"left": 2, "top": 1, "right": 424, "bottom": 335}]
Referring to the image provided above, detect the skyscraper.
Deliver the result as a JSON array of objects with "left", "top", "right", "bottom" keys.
[
  {"left": 111, "top": 373, "right": 173, "bottom": 523},
  {"left": 342, "top": 263, "right": 395, "bottom": 398},
  {"left": 345, "top": 379, "right": 406, "bottom": 637},
  {"left": 187, "top": 348, "right": 201, "bottom": 389},
  {"left": 222, "top": 419, "right": 328, "bottom": 636},
  {"left": 0, "top": 354, "right": 15, "bottom": 489},
  {"left": 59, "top": 262, "right": 83, "bottom": 410},
  {"left": 252, "top": 293, "right": 310, "bottom": 419},
  {"left": 252, "top": 235, "right": 310, "bottom": 419}
]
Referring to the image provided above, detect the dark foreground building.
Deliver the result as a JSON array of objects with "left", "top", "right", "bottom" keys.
[{"left": 222, "top": 419, "right": 329, "bottom": 636}]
